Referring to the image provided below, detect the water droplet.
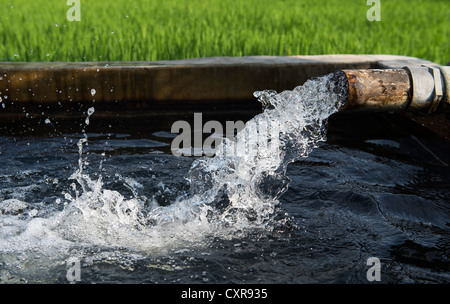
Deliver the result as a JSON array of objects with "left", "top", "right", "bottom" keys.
[
  {"left": 91, "top": 88, "right": 96, "bottom": 96},
  {"left": 44, "top": 118, "right": 51, "bottom": 124},
  {"left": 85, "top": 107, "right": 95, "bottom": 125},
  {"left": 87, "top": 107, "right": 95, "bottom": 116}
]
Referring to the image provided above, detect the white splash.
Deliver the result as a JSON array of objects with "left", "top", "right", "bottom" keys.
[{"left": 0, "top": 73, "right": 347, "bottom": 259}]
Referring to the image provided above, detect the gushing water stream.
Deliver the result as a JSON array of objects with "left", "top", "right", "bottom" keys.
[
  {"left": 0, "top": 72, "right": 354, "bottom": 281},
  {"left": 59, "top": 73, "right": 346, "bottom": 250}
]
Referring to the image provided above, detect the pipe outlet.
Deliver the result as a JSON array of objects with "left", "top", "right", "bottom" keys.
[{"left": 339, "top": 65, "right": 448, "bottom": 113}]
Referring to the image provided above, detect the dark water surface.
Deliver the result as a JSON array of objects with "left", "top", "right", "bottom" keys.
[{"left": 0, "top": 111, "right": 449, "bottom": 283}]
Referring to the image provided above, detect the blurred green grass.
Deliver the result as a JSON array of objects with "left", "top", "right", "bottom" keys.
[{"left": 0, "top": 0, "right": 448, "bottom": 64}]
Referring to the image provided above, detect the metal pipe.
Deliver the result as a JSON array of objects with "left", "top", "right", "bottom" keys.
[
  {"left": 438, "top": 66, "right": 450, "bottom": 112},
  {"left": 338, "top": 66, "right": 450, "bottom": 113}
]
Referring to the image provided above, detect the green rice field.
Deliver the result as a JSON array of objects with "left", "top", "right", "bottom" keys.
[{"left": 0, "top": 0, "right": 448, "bottom": 64}]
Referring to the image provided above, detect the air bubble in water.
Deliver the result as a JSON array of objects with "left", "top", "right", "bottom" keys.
[{"left": 90, "top": 89, "right": 96, "bottom": 96}]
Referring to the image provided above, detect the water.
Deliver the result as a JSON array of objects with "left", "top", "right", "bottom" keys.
[{"left": 0, "top": 74, "right": 449, "bottom": 283}]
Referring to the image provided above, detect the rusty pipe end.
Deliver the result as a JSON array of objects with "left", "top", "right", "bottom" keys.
[
  {"left": 337, "top": 66, "right": 449, "bottom": 114},
  {"left": 338, "top": 69, "right": 412, "bottom": 112}
]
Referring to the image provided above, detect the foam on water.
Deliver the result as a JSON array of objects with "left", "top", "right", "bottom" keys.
[{"left": 0, "top": 73, "right": 348, "bottom": 261}]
